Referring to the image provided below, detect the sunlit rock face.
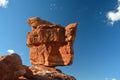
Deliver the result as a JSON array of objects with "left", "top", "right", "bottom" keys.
[
  {"left": 19, "top": 65, "right": 76, "bottom": 80},
  {"left": 27, "top": 17, "right": 77, "bottom": 67}
]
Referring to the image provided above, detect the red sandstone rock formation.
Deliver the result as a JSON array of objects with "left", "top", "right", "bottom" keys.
[
  {"left": 27, "top": 17, "right": 77, "bottom": 67},
  {"left": 0, "top": 54, "right": 26, "bottom": 80},
  {"left": 19, "top": 65, "right": 76, "bottom": 80},
  {"left": 0, "top": 54, "right": 76, "bottom": 80},
  {"left": 27, "top": 17, "right": 53, "bottom": 31},
  {"left": 0, "top": 17, "right": 77, "bottom": 80}
]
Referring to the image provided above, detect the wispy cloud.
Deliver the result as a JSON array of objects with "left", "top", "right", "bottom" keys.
[
  {"left": 106, "top": 0, "right": 120, "bottom": 25},
  {"left": 112, "top": 78, "right": 117, "bottom": 80},
  {"left": 0, "top": 0, "right": 9, "bottom": 8},
  {"left": 7, "top": 49, "right": 15, "bottom": 53}
]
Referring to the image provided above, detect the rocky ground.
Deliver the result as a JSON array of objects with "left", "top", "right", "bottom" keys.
[{"left": 0, "top": 54, "right": 76, "bottom": 80}]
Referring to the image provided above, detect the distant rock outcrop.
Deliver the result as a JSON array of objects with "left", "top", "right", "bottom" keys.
[
  {"left": 0, "top": 17, "right": 77, "bottom": 80},
  {"left": 27, "top": 17, "right": 77, "bottom": 67}
]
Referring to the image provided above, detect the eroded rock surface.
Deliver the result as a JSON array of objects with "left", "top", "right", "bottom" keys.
[
  {"left": 0, "top": 17, "right": 77, "bottom": 80},
  {"left": 0, "top": 54, "right": 76, "bottom": 80},
  {"left": 0, "top": 53, "right": 26, "bottom": 80},
  {"left": 27, "top": 17, "right": 77, "bottom": 67},
  {"left": 19, "top": 65, "right": 76, "bottom": 80}
]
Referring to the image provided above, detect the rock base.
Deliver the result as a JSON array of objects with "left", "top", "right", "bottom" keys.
[
  {"left": 19, "top": 65, "right": 76, "bottom": 80},
  {"left": 0, "top": 54, "right": 76, "bottom": 80}
]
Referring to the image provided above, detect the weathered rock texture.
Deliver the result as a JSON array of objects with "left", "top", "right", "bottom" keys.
[
  {"left": 19, "top": 65, "right": 76, "bottom": 80},
  {"left": 0, "top": 54, "right": 76, "bottom": 80},
  {"left": 0, "top": 53, "right": 26, "bottom": 80},
  {"left": 27, "top": 17, "right": 77, "bottom": 67},
  {"left": 0, "top": 17, "right": 77, "bottom": 80}
]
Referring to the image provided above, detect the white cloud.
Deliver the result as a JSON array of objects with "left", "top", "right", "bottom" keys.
[
  {"left": 112, "top": 78, "right": 117, "bottom": 80},
  {"left": 7, "top": 49, "right": 15, "bottom": 53},
  {"left": 0, "top": 0, "right": 9, "bottom": 8},
  {"left": 106, "top": 0, "right": 120, "bottom": 25}
]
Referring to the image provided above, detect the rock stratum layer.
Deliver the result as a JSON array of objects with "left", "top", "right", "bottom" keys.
[
  {"left": 27, "top": 17, "right": 77, "bottom": 66},
  {"left": 0, "top": 54, "right": 76, "bottom": 80}
]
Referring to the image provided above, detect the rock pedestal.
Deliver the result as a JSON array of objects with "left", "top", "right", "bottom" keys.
[
  {"left": 0, "top": 54, "right": 76, "bottom": 80},
  {"left": 19, "top": 65, "right": 76, "bottom": 80},
  {"left": 27, "top": 17, "right": 77, "bottom": 67}
]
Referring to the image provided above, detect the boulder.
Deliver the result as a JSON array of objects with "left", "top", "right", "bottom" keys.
[
  {"left": 27, "top": 17, "right": 77, "bottom": 67},
  {"left": 0, "top": 53, "right": 26, "bottom": 80}
]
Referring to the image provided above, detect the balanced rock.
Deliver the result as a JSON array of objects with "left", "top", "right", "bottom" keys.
[
  {"left": 0, "top": 53, "right": 26, "bottom": 80},
  {"left": 27, "top": 17, "right": 77, "bottom": 67}
]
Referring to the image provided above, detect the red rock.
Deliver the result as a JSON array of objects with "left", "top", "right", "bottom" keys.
[
  {"left": 27, "top": 17, "right": 77, "bottom": 67},
  {"left": 27, "top": 17, "right": 53, "bottom": 31},
  {"left": 19, "top": 65, "right": 76, "bottom": 80},
  {"left": 0, "top": 54, "right": 76, "bottom": 80},
  {"left": 65, "top": 23, "right": 78, "bottom": 43},
  {"left": 0, "top": 17, "right": 77, "bottom": 79},
  {"left": 0, "top": 54, "right": 26, "bottom": 80},
  {"left": 26, "top": 24, "right": 65, "bottom": 47},
  {"left": 0, "top": 61, "right": 11, "bottom": 80}
]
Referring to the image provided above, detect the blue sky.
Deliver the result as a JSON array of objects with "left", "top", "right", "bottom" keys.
[{"left": 1, "top": 0, "right": 120, "bottom": 80}]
